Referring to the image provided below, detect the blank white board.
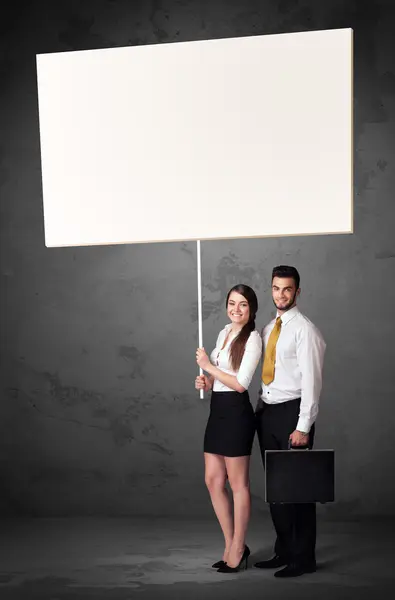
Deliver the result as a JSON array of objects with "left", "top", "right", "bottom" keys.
[{"left": 36, "top": 28, "right": 353, "bottom": 247}]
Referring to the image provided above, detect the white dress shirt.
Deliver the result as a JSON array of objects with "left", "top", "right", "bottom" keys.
[
  {"left": 260, "top": 306, "right": 326, "bottom": 433},
  {"left": 210, "top": 324, "right": 262, "bottom": 392}
]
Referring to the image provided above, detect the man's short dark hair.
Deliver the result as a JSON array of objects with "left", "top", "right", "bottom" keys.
[{"left": 272, "top": 265, "right": 300, "bottom": 289}]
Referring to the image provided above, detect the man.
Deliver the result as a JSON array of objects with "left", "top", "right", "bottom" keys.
[{"left": 255, "top": 265, "right": 326, "bottom": 578}]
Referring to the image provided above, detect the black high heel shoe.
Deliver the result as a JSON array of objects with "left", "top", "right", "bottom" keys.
[
  {"left": 212, "top": 560, "right": 226, "bottom": 568},
  {"left": 217, "top": 545, "right": 250, "bottom": 573}
]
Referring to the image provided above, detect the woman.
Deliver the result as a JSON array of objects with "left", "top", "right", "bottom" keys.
[{"left": 195, "top": 284, "right": 262, "bottom": 573}]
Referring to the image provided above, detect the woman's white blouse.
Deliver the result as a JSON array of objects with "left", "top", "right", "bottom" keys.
[{"left": 209, "top": 324, "right": 263, "bottom": 392}]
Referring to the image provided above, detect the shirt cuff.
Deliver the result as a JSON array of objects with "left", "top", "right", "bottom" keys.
[
  {"left": 236, "top": 374, "right": 250, "bottom": 390},
  {"left": 296, "top": 417, "right": 312, "bottom": 434}
]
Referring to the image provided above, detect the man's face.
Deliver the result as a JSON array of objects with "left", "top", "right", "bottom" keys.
[{"left": 271, "top": 276, "right": 300, "bottom": 312}]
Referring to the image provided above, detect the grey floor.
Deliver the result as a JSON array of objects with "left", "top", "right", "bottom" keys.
[{"left": 1, "top": 514, "right": 393, "bottom": 599}]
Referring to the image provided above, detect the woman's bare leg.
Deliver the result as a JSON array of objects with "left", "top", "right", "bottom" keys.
[
  {"left": 204, "top": 452, "right": 234, "bottom": 561},
  {"left": 225, "top": 455, "right": 251, "bottom": 567}
]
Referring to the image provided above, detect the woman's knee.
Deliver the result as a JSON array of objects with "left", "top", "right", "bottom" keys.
[
  {"left": 205, "top": 473, "right": 227, "bottom": 493},
  {"left": 227, "top": 477, "right": 250, "bottom": 494}
]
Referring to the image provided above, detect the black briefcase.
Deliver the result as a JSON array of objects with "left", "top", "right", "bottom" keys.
[{"left": 265, "top": 442, "right": 335, "bottom": 504}]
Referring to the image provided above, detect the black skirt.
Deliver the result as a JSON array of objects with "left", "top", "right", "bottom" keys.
[{"left": 203, "top": 390, "right": 256, "bottom": 457}]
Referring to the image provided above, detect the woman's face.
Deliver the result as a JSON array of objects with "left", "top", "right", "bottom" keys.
[{"left": 227, "top": 291, "right": 250, "bottom": 328}]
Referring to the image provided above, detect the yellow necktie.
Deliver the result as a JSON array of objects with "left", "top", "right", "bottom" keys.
[{"left": 262, "top": 317, "right": 282, "bottom": 385}]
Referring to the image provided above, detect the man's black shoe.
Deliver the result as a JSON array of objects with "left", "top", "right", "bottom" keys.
[
  {"left": 274, "top": 562, "right": 316, "bottom": 578},
  {"left": 254, "top": 555, "right": 287, "bottom": 569}
]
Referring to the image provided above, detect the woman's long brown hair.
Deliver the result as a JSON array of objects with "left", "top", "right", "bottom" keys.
[{"left": 226, "top": 284, "right": 258, "bottom": 372}]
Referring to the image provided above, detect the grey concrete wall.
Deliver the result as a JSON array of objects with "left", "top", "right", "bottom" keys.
[{"left": 1, "top": 0, "right": 394, "bottom": 518}]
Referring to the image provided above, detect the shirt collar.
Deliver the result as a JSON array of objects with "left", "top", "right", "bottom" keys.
[{"left": 276, "top": 305, "right": 300, "bottom": 325}]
